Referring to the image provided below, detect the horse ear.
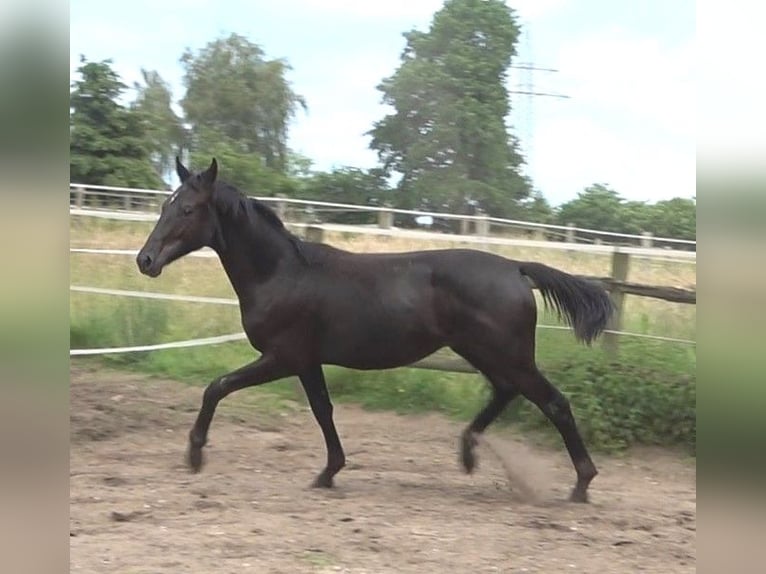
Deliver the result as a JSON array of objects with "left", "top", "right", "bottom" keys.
[
  {"left": 201, "top": 157, "right": 218, "bottom": 187},
  {"left": 176, "top": 156, "right": 191, "bottom": 183}
]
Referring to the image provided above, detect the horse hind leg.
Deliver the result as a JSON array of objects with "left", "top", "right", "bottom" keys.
[
  {"left": 450, "top": 345, "right": 520, "bottom": 474},
  {"left": 459, "top": 375, "right": 520, "bottom": 474},
  {"left": 516, "top": 367, "right": 598, "bottom": 502}
]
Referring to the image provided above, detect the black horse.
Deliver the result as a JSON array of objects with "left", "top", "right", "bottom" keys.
[{"left": 137, "top": 158, "right": 614, "bottom": 503}]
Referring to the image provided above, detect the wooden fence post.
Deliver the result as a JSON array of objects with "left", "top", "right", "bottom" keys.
[
  {"left": 565, "top": 223, "right": 576, "bottom": 243},
  {"left": 305, "top": 225, "right": 324, "bottom": 243},
  {"left": 474, "top": 209, "right": 490, "bottom": 236},
  {"left": 460, "top": 218, "right": 471, "bottom": 235},
  {"left": 641, "top": 232, "right": 654, "bottom": 248},
  {"left": 74, "top": 186, "right": 85, "bottom": 208},
  {"left": 603, "top": 249, "right": 630, "bottom": 358},
  {"left": 378, "top": 205, "right": 393, "bottom": 229},
  {"left": 275, "top": 195, "right": 287, "bottom": 221}
]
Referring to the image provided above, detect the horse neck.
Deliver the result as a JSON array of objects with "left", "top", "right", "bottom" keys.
[{"left": 211, "top": 206, "right": 295, "bottom": 296}]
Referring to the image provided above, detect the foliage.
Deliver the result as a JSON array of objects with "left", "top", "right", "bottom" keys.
[
  {"left": 70, "top": 57, "right": 163, "bottom": 188},
  {"left": 557, "top": 184, "right": 632, "bottom": 235},
  {"left": 557, "top": 184, "right": 696, "bottom": 244},
  {"left": 503, "top": 352, "right": 696, "bottom": 453},
  {"left": 298, "top": 167, "right": 392, "bottom": 223},
  {"left": 189, "top": 128, "right": 297, "bottom": 196},
  {"left": 519, "top": 189, "right": 555, "bottom": 224},
  {"left": 131, "top": 69, "right": 185, "bottom": 182},
  {"left": 369, "top": 0, "right": 531, "bottom": 218},
  {"left": 71, "top": 29, "right": 696, "bottom": 242},
  {"left": 180, "top": 33, "right": 306, "bottom": 172},
  {"left": 644, "top": 197, "right": 696, "bottom": 241}
]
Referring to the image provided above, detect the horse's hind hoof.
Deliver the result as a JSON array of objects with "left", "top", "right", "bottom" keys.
[
  {"left": 460, "top": 431, "right": 478, "bottom": 474},
  {"left": 569, "top": 488, "right": 589, "bottom": 503},
  {"left": 187, "top": 446, "right": 204, "bottom": 473},
  {"left": 311, "top": 473, "right": 334, "bottom": 488}
]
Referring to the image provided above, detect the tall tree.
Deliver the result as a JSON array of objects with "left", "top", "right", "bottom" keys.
[
  {"left": 369, "top": 0, "right": 530, "bottom": 217},
  {"left": 70, "top": 57, "right": 162, "bottom": 188},
  {"left": 180, "top": 33, "right": 306, "bottom": 172},
  {"left": 131, "top": 69, "right": 184, "bottom": 182}
]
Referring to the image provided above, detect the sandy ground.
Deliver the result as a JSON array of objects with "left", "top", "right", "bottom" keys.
[{"left": 70, "top": 363, "right": 695, "bottom": 573}]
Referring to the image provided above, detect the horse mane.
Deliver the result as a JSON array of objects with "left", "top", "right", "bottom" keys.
[{"left": 212, "top": 180, "right": 307, "bottom": 263}]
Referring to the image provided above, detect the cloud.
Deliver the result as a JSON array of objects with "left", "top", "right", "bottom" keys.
[
  {"left": 509, "top": 0, "right": 569, "bottom": 21},
  {"left": 520, "top": 27, "right": 695, "bottom": 204},
  {"left": 272, "top": 0, "right": 566, "bottom": 24},
  {"left": 273, "top": 0, "right": 442, "bottom": 21},
  {"left": 556, "top": 28, "right": 694, "bottom": 140},
  {"left": 290, "top": 108, "right": 379, "bottom": 170},
  {"left": 531, "top": 114, "right": 695, "bottom": 205}
]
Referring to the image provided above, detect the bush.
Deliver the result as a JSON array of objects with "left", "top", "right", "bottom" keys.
[{"left": 505, "top": 355, "right": 696, "bottom": 453}]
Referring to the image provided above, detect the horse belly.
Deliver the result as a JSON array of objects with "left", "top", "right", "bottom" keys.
[{"left": 322, "top": 315, "right": 443, "bottom": 370}]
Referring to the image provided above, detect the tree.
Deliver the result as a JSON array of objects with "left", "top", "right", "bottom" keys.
[
  {"left": 368, "top": 0, "right": 530, "bottom": 217},
  {"left": 131, "top": 69, "right": 184, "bottom": 182},
  {"left": 70, "top": 57, "right": 162, "bottom": 188},
  {"left": 519, "top": 189, "right": 554, "bottom": 224},
  {"left": 556, "top": 184, "right": 696, "bottom": 245},
  {"left": 557, "top": 184, "right": 633, "bottom": 236},
  {"left": 299, "top": 167, "right": 392, "bottom": 223},
  {"left": 180, "top": 33, "right": 306, "bottom": 172},
  {"left": 645, "top": 197, "right": 696, "bottom": 241},
  {"left": 188, "top": 128, "right": 296, "bottom": 198}
]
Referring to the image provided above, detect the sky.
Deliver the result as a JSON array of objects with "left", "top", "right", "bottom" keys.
[{"left": 70, "top": 0, "right": 694, "bottom": 206}]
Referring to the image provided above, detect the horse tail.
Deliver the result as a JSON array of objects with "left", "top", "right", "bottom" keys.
[{"left": 519, "top": 262, "right": 614, "bottom": 345}]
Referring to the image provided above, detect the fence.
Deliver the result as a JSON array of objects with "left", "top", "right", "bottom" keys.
[
  {"left": 69, "top": 183, "right": 697, "bottom": 251},
  {"left": 70, "top": 186, "right": 695, "bottom": 367},
  {"left": 70, "top": 249, "right": 696, "bottom": 366}
]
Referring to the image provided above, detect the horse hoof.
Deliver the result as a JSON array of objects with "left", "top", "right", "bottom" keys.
[
  {"left": 460, "top": 432, "right": 478, "bottom": 474},
  {"left": 569, "top": 489, "right": 589, "bottom": 503},
  {"left": 311, "top": 474, "right": 334, "bottom": 488},
  {"left": 187, "top": 446, "right": 204, "bottom": 473}
]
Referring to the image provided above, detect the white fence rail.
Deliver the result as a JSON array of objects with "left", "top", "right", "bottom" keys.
[
  {"left": 70, "top": 187, "right": 695, "bottom": 360},
  {"left": 70, "top": 208, "right": 696, "bottom": 263},
  {"left": 70, "top": 183, "right": 696, "bottom": 250}
]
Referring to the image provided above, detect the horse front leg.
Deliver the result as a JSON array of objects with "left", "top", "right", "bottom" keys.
[
  {"left": 299, "top": 365, "right": 346, "bottom": 488},
  {"left": 187, "top": 354, "right": 291, "bottom": 472}
]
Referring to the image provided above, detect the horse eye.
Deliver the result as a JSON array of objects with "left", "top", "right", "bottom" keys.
[{"left": 182, "top": 205, "right": 193, "bottom": 215}]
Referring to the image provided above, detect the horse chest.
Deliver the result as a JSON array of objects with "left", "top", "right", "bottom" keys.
[{"left": 239, "top": 296, "right": 310, "bottom": 352}]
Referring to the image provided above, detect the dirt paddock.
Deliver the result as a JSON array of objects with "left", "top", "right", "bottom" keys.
[{"left": 70, "top": 363, "right": 695, "bottom": 573}]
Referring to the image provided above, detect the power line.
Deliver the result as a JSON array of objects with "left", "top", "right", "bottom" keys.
[
  {"left": 508, "top": 27, "right": 570, "bottom": 174},
  {"left": 508, "top": 90, "right": 570, "bottom": 99}
]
